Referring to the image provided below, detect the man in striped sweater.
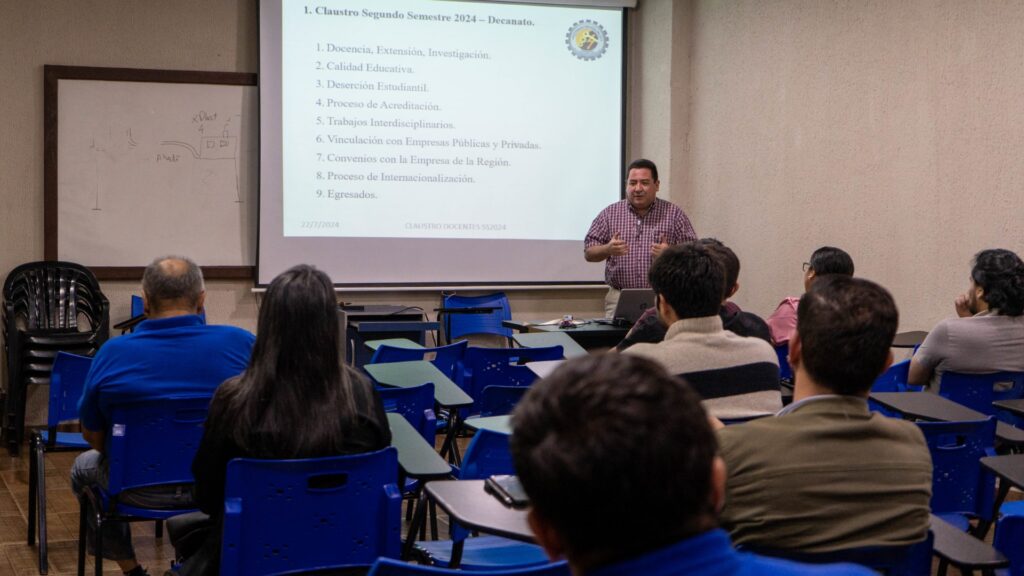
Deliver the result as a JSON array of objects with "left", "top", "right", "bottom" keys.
[{"left": 624, "top": 242, "right": 782, "bottom": 420}]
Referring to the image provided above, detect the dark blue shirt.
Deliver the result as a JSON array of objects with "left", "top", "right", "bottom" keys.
[
  {"left": 588, "top": 530, "right": 875, "bottom": 576},
  {"left": 78, "top": 314, "right": 255, "bottom": 431}
]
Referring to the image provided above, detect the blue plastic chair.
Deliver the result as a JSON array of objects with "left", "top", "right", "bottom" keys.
[
  {"left": 77, "top": 394, "right": 211, "bottom": 576},
  {"left": 369, "top": 558, "right": 570, "bottom": 575},
  {"left": 479, "top": 386, "right": 530, "bottom": 417},
  {"left": 416, "top": 429, "right": 547, "bottom": 570},
  {"left": 916, "top": 417, "right": 997, "bottom": 532},
  {"left": 440, "top": 293, "right": 513, "bottom": 345},
  {"left": 371, "top": 340, "right": 469, "bottom": 382},
  {"left": 872, "top": 360, "right": 918, "bottom": 393},
  {"left": 28, "top": 351, "right": 93, "bottom": 574},
  {"left": 219, "top": 448, "right": 403, "bottom": 576},
  {"left": 995, "top": 513, "right": 1024, "bottom": 576},
  {"left": 938, "top": 371, "right": 1024, "bottom": 427},
  {"left": 378, "top": 383, "right": 437, "bottom": 443},
  {"left": 774, "top": 343, "right": 792, "bottom": 382},
  {"left": 746, "top": 531, "right": 934, "bottom": 576},
  {"left": 456, "top": 346, "right": 564, "bottom": 413}
]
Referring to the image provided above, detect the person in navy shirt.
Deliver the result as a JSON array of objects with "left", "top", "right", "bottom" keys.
[
  {"left": 509, "top": 354, "right": 874, "bottom": 576},
  {"left": 72, "top": 256, "right": 255, "bottom": 576}
]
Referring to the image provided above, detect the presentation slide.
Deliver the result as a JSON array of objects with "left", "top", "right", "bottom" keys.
[{"left": 260, "top": 0, "right": 625, "bottom": 286}]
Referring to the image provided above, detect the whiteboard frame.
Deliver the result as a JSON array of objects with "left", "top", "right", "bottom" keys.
[{"left": 43, "top": 65, "right": 258, "bottom": 280}]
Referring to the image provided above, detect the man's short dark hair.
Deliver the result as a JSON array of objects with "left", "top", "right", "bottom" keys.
[
  {"left": 808, "top": 246, "right": 855, "bottom": 277},
  {"left": 648, "top": 242, "right": 723, "bottom": 319},
  {"left": 700, "top": 238, "right": 740, "bottom": 298},
  {"left": 510, "top": 354, "right": 716, "bottom": 565},
  {"left": 972, "top": 249, "right": 1024, "bottom": 317},
  {"left": 626, "top": 158, "right": 659, "bottom": 182},
  {"left": 796, "top": 276, "right": 898, "bottom": 395},
  {"left": 142, "top": 255, "right": 204, "bottom": 311}
]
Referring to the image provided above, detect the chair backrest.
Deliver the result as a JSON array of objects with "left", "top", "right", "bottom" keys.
[
  {"left": 939, "top": 371, "right": 1024, "bottom": 425},
  {"left": 872, "top": 359, "right": 915, "bottom": 393},
  {"left": 441, "top": 292, "right": 512, "bottom": 343},
  {"left": 916, "top": 417, "right": 996, "bottom": 520},
  {"left": 457, "top": 346, "right": 564, "bottom": 405},
  {"left": 774, "top": 343, "right": 792, "bottom": 381},
  {"left": 2, "top": 260, "right": 109, "bottom": 336},
  {"left": 371, "top": 340, "right": 468, "bottom": 381},
  {"left": 745, "top": 531, "right": 934, "bottom": 576},
  {"left": 105, "top": 395, "right": 212, "bottom": 495},
  {"left": 220, "top": 448, "right": 402, "bottom": 576},
  {"left": 479, "top": 385, "right": 530, "bottom": 417},
  {"left": 131, "top": 294, "right": 144, "bottom": 318},
  {"left": 47, "top": 351, "right": 92, "bottom": 431},
  {"left": 368, "top": 558, "right": 571, "bottom": 576},
  {"left": 459, "top": 428, "right": 514, "bottom": 480},
  {"left": 995, "top": 513, "right": 1024, "bottom": 576},
  {"left": 377, "top": 383, "right": 437, "bottom": 443}
]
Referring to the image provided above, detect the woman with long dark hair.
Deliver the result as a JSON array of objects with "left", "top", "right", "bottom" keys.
[{"left": 170, "top": 264, "right": 391, "bottom": 575}]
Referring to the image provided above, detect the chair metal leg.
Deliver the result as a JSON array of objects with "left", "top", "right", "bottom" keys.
[
  {"left": 27, "top": 436, "right": 37, "bottom": 545},
  {"left": 429, "top": 499, "right": 438, "bottom": 540},
  {"left": 155, "top": 520, "right": 163, "bottom": 538},
  {"left": 37, "top": 442, "right": 49, "bottom": 575},
  {"left": 403, "top": 491, "right": 429, "bottom": 560},
  {"left": 94, "top": 513, "right": 103, "bottom": 576},
  {"left": 77, "top": 497, "right": 87, "bottom": 576}
]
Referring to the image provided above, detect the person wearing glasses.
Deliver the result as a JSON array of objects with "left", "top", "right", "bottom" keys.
[
  {"left": 584, "top": 158, "right": 697, "bottom": 317},
  {"left": 766, "top": 246, "right": 854, "bottom": 346}
]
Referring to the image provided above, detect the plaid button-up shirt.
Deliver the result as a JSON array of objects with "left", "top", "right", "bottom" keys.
[{"left": 584, "top": 198, "right": 697, "bottom": 289}]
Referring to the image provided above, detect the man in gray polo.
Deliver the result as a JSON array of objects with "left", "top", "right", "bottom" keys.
[{"left": 908, "top": 248, "right": 1024, "bottom": 389}]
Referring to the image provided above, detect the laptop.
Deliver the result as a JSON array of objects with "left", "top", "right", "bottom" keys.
[{"left": 611, "top": 289, "right": 655, "bottom": 325}]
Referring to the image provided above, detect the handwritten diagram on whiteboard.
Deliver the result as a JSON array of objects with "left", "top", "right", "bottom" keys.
[{"left": 56, "top": 79, "right": 257, "bottom": 267}]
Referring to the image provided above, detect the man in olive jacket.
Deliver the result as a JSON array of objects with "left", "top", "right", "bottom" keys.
[{"left": 717, "top": 276, "right": 932, "bottom": 553}]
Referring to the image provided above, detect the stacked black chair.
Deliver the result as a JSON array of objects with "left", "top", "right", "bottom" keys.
[{"left": 2, "top": 261, "right": 109, "bottom": 455}]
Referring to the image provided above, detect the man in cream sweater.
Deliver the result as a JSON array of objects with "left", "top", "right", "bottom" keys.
[{"left": 625, "top": 242, "right": 781, "bottom": 420}]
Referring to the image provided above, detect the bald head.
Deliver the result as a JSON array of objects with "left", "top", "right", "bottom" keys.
[{"left": 142, "top": 256, "right": 205, "bottom": 317}]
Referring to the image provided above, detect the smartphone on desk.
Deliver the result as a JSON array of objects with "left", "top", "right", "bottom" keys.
[{"left": 484, "top": 475, "right": 530, "bottom": 509}]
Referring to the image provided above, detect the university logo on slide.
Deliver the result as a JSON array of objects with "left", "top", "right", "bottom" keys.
[{"left": 565, "top": 20, "right": 608, "bottom": 61}]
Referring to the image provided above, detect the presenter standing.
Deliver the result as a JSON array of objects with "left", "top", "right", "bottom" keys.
[{"left": 585, "top": 159, "right": 697, "bottom": 317}]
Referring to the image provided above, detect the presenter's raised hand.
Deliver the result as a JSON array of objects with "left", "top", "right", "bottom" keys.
[
  {"left": 651, "top": 235, "right": 670, "bottom": 259},
  {"left": 607, "top": 233, "right": 628, "bottom": 257}
]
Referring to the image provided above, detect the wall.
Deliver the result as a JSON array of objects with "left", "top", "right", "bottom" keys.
[
  {"left": 1, "top": 1, "right": 678, "bottom": 422},
  {"left": 683, "top": 0, "right": 1024, "bottom": 330}
]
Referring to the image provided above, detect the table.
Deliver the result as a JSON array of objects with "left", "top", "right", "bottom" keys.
[
  {"left": 464, "top": 415, "right": 512, "bottom": 435},
  {"left": 993, "top": 399, "right": 1024, "bottom": 418},
  {"left": 503, "top": 320, "right": 627, "bottom": 350},
  {"left": 403, "top": 480, "right": 535, "bottom": 564},
  {"left": 978, "top": 454, "right": 1024, "bottom": 537},
  {"left": 511, "top": 332, "right": 588, "bottom": 358},
  {"left": 365, "top": 338, "right": 425, "bottom": 352},
  {"left": 343, "top": 305, "right": 436, "bottom": 368},
  {"left": 387, "top": 413, "right": 451, "bottom": 479},
  {"left": 930, "top": 513, "right": 1008, "bottom": 572},
  {"left": 892, "top": 330, "right": 928, "bottom": 348},
  {"left": 364, "top": 361, "right": 472, "bottom": 409},
  {"left": 365, "top": 361, "right": 474, "bottom": 466},
  {"left": 869, "top": 392, "right": 1024, "bottom": 445}
]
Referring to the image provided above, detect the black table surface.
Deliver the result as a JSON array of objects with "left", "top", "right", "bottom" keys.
[
  {"left": 425, "top": 480, "right": 534, "bottom": 543},
  {"left": 891, "top": 330, "right": 928, "bottom": 348},
  {"left": 870, "top": 392, "right": 1024, "bottom": 445},
  {"left": 994, "top": 399, "right": 1024, "bottom": 417},
  {"left": 929, "top": 514, "right": 1008, "bottom": 569},
  {"left": 981, "top": 454, "right": 1024, "bottom": 489}
]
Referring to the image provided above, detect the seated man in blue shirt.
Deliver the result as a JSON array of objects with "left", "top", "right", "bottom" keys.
[
  {"left": 72, "top": 256, "right": 255, "bottom": 576},
  {"left": 509, "top": 354, "right": 873, "bottom": 576}
]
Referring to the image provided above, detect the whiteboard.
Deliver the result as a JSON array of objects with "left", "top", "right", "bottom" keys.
[{"left": 45, "top": 66, "right": 257, "bottom": 279}]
